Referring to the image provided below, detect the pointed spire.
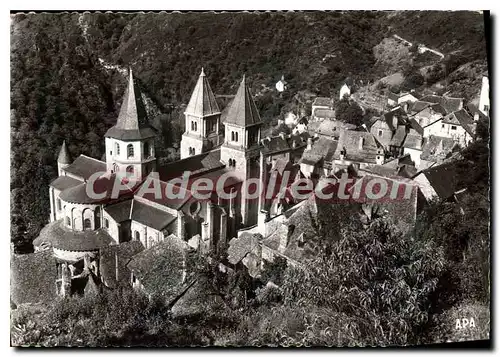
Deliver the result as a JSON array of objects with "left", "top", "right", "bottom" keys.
[
  {"left": 105, "top": 68, "right": 156, "bottom": 140},
  {"left": 58, "top": 140, "right": 72, "bottom": 164},
  {"left": 115, "top": 68, "right": 148, "bottom": 130},
  {"left": 185, "top": 68, "right": 220, "bottom": 117},
  {"left": 224, "top": 75, "right": 262, "bottom": 127}
]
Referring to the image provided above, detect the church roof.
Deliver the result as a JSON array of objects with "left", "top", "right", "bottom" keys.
[
  {"left": 62, "top": 155, "right": 107, "bottom": 181},
  {"left": 57, "top": 140, "right": 72, "bottom": 164},
  {"left": 50, "top": 175, "right": 82, "bottom": 191},
  {"left": 185, "top": 68, "right": 220, "bottom": 117},
  {"left": 105, "top": 69, "right": 157, "bottom": 141},
  {"left": 130, "top": 199, "right": 177, "bottom": 231},
  {"left": 157, "top": 148, "right": 224, "bottom": 182},
  {"left": 33, "top": 220, "right": 115, "bottom": 252},
  {"left": 59, "top": 173, "right": 138, "bottom": 204},
  {"left": 224, "top": 75, "right": 262, "bottom": 127},
  {"left": 105, "top": 199, "right": 133, "bottom": 223}
]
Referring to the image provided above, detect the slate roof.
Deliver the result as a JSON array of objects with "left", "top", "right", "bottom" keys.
[
  {"left": 444, "top": 109, "right": 476, "bottom": 136},
  {"left": 139, "top": 178, "right": 192, "bottom": 211},
  {"left": 420, "top": 135, "right": 458, "bottom": 162},
  {"left": 419, "top": 95, "right": 463, "bottom": 114},
  {"left": 57, "top": 140, "right": 72, "bottom": 164},
  {"left": 130, "top": 199, "right": 177, "bottom": 231},
  {"left": 224, "top": 75, "right": 262, "bottom": 127},
  {"left": 402, "top": 130, "right": 423, "bottom": 150},
  {"left": 157, "top": 148, "right": 224, "bottom": 182},
  {"left": 105, "top": 199, "right": 133, "bottom": 223},
  {"left": 409, "top": 100, "right": 433, "bottom": 113},
  {"left": 127, "top": 237, "right": 193, "bottom": 299},
  {"left": 420, "top": 162, "right": 459, "bottom": 200},
  {"left": 312, "top": 97, "right": 333, "bottom": 107},
  {"left": 59, "top": 173, "right": 138, "bottom": 204},
  {"left": 33, "top": 220, "right": 115, "bottom": 252},
  {"left": 383, "top": 107, "right": 408, "bottom": 130},
  {"left": 227, "top": 232, "right": 261, "bottom": 265},
  {"left": 11, "top": 251, "right": 58, "bottom": 305},
  {"left": 408, "top": 118, "right": 424, "bottom": 136},
  {"left": 105, "top": 69, "right": 157, "bottom": 140},
  {"left": 313, "top": 108, "right": 336, "bottom": 119},
  {"left": 390, "top": 125, "right": 407, "bottom": 147},
  {"left": 185, "top": 68, "right": 220, "bottom": 117},
  {"left": 50, "top": 175, "right": 82, "bottom": 191},
  {"left": 307, "top": 120, "right": 356, "bottom": 138},
  {"left": 63, "top": 155, "right": 107, "bottom": 181},
  {"left": 300, "top": 137, "right": 338, "bottom": 165},
  {"left": 334, "top": 131, "right": 381, "bottom": 164}
]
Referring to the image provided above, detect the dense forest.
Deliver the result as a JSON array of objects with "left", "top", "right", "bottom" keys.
[{"left": 10, "top": 11, "right": 490, "bottom": 346}]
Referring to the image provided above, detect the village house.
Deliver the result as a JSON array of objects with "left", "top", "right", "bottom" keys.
[
  {"left": 387, "top": 91, "right": 421, "bottom": 107},
  {"left": 275, "top": 75, "right": 288, "bottom": 93},
  {"left": 339, "top": 77, "right": 354, "bottom": 100},
  {"left": 307, "top": 119, "right": 356, "bottom": 139},
  {"left": 311, "top": 96, "right": 334, "bottom": 121}
]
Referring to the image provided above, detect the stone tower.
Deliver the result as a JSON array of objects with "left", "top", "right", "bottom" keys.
[
  {"left": 180, "top": 68, "right": 222, "bottom": 159},
  {"left": 220, "top": 75, "right": 263, "bottom": 226},
  {"left": 104, "top": 69, "right": 157, "bottom": 181},
  {"left": 57, "top": 140, "right": 72, "bottom": 176}
]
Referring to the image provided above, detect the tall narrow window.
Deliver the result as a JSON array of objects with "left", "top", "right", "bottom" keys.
[
  {"left": 57, "top": 199, "right": 61, "bottom": 211},
  {"left": 113, "top": 163, "right": 119, "bottom": 173},
  {"left": 84, "top": 218, "right": 92, "bottom": 231},
  {"left": 231, "top": 132, "right": 235, "bottom": 141},
  {"left": 135, "top": 231, "right": 140, "bottom": 241},
  {"left": 144, "top": 142, "right": 150, "bottom": 159},
  {"left": 191, "top": 121, "right": 195, "bottom": 131},
  {"left": 127, "top": 144, "right": 134, "bottom": 158},
  {"left": 115, "top": 142, "right": 120, "bottom": 155},
  {"left": 235, "top": 132, "right": 239, "bottom": 142},
  {"left": 104, "top": 218, "right": 109, "bottom": 229},
  {"left": 194, "top": 122, "right": 198, "bottom": 131}
]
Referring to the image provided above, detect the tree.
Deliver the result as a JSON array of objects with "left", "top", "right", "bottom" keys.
[
  {"left": 334, "top": 97, "right": 363, "bottom": 126},
  {"left": 281, "top": 219, "right": 446, "bottom": 346}
]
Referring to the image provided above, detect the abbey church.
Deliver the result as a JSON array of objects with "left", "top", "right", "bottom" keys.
[{"left": 29, "top": 68, "right": 308, "bottom": 299}]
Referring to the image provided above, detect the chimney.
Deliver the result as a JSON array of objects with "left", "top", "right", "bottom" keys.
[
  {"left": 307, "top": 137, "right": 313, "bottom": 150},
  {"left": 358, "top": 137, "right": 364, "bottom": 151},
  {"left": 177, "top": 210, "right": 185, "bottom": 240}
]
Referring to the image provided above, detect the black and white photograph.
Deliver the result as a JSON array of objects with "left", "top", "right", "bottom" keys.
[{"left": 9, "top": 9, "right": 491, "bottom": 347}]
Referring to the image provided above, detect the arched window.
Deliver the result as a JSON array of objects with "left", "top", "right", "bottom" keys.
[
  {"left": 115, "top": 142, "right": 120, "bottom": 156},
  {"left": 191, "top": 121, "right": 195, "bottom": 131},
  {"left": 65, "top": 217, "right": 71, "bottom": 226},
  {"left": 235, "top": 132, "right": 239, "bottom": 142},
  {"left": 135, "top": 231, "right": 140, "bottom": 241},
  {"left": 148, "top": 236, "right": 154, "bottom": 248},
  {"left": 194, "top": 122, "right": 198, "bottom": 131},
  {"left": 231, "top": 131, "right": 235, "bottom": 141},
  {"left": 126, "top": 165, "right": 135, "bottom": 176},
  {"left": 127, "top": 144, "right": 134, "bottom": 158},
  {"left": 112, "top": 163, "right": 119, "bottom": 173},
  {"left": 83, "top": 218, "right": 92, "bottom": 231},
  {"left": 233, "top": 159, "right": 236, "bottom": 167}
]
